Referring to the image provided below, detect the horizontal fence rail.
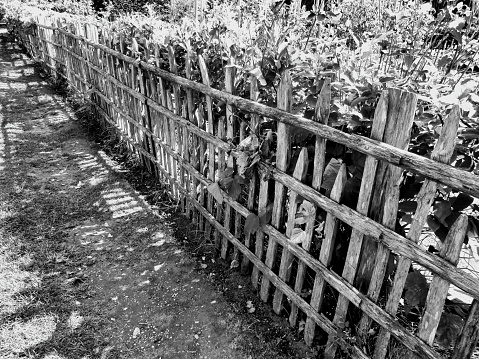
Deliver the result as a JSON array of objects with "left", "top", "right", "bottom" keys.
[{"left": 14, "top": 15, "right": 479, "bottom": 359}]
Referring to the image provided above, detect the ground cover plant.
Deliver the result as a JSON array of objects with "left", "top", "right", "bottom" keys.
[{"left": 2, "top": 0, "right": 479, "bottom": 356}]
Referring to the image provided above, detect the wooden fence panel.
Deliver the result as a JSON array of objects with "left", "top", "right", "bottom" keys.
[{"left": 18, "top": 21, "right": 479, "bottom": 359}]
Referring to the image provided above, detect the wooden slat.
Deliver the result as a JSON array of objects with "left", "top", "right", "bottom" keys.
[
  {"left": 185, "top": 49, "right": 198, "bottom": 220},
  {"left": 241, "top": 75, "right": 260, "bottom": 273},
  {"left": 272, "top": 147, "right": 309, "bottom": 313},
  {"left": 260, "top": 70, "right": 292, "bottom": 302},
  {"left": 324, "top": 91, "right": 389, "bottom": 358},
  {"left": 290, "top": 77, "right": 330, "bottom": 330},
  {"left": 304, "top": 163, "right": 347, "bottom": 344},
  {"left": 417, "top": 214, "right": 468, "bottom": 345},
  {"left": 373, "top": 105, "right": 461, "bottom": 359},
  {"left": 198, "top": 55, "right": 216, "bottom": 242},
  {"left": 251, "top": 174, "right": 269, "bottom": 290},
  {"left": 220, "top": 64, "right": 236, "bottom": 258},
  {"left": 215, "top": 114, "right": 226, "bottom": 250}
]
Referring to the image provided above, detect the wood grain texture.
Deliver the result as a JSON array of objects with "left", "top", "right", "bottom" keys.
[
  {"left": 417, "top": 214, "right": 467, "bottom": 345},
  {"left": 260, "top": 70, "right": 292, "bottom": 303},
  {"left": 304, "top": 163, "right": 347, "bottom": 345},
  {"left": 273, "top": 147, "right": 309, "bottom": 313}
]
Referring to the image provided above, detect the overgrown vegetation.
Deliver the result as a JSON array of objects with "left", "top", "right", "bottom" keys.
[{"left": 2, "top": 0, "right": 479, "bottom": 355}]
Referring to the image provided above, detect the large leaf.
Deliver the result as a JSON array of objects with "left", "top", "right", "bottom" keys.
[
  {"left": 434, "top": 200, "right": 452, "bottom": 226},
  {"left": 404, "top": 271, "right": 428, "bottom": 308},
  {"left": 321, "top": 158, "right": 342, "bottom": 191},
  {"left": 398, "top": 201, "right": 417, "bottom": 213},
  {"left": 244, "top": 213, "right": 260, "bottom": 236},
  {"left": 259, "top": 204, "right": 273, "bottom": 226},
  {"left": 451, "top": 193, "right": 474, "bottom": 211},
  {"left": 207, "top": 182, "right": 223, "bottom": 204},
  {"left": 435, "top": 313, "right": 463, "bottom": 348}
]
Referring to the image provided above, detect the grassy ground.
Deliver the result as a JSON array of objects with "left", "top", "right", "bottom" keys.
[{"left": 0, "top": 29, "right": 317, "bottom": 359}]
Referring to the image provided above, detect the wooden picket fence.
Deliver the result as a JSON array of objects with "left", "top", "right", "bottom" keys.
[{"left": 14, "top": 15, "right": 479, "bottom": 359}]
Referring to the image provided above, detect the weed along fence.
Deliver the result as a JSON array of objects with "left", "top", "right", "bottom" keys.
[{"left": 14, "top": 14, "right": 479, "bottom": 359}]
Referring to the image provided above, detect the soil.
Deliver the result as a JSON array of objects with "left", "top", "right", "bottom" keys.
[{"left": 0, "top": 27, "right": 317, "bottom": 359}]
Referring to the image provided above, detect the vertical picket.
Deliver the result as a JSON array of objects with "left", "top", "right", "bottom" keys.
[
  {"left": 219, "top": 64, "right": 236, "bottom": 258},
  {"left": 290, "top": 78, "right": 331, "bottom": 328},
  {"left": 168, "top": 46, "right": 185, "bottom": 206},
  {"left": 241, "top": 75, "right": 260, "bottom": 273},
  {"left": 303, "top": 164, "right": 347, "bottom": 344},
  {"left": 185, "top": 49, "right": 198, "bottom": 219},
  {"left": 198, "top": 55, "right": 216, "bottom": 241},
  {"left": 355, "top": 89, "right": 417, "bottom": 339},
  {"left": 260, "top": 70, "right": 292, "bottom": 302},
  {"left": 272, "top": 148, "right": 309, "bottom": 313},
  {"left": 416, "top": 215, "right": 468, "bottom": 345}
]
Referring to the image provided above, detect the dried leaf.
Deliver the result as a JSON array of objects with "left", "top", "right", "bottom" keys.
[
  {"left": 290, "top": 228, "right": 308, "bottom": 245},
  {"left": 237, "top": 152, "right": 250, "bottom": 176}
]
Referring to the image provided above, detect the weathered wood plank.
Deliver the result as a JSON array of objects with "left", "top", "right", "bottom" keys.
[
  {"left": 273, "top": 147, "right": 309, "bottom": 313},
  {"left": 198, "top": 55, "right": 216, "bottom": 243},
  {"left": 291, "top": 78, "right": 330, "bottom": 329},
  {"left": 252, "top": 174, "right": 269, "bottom": 290},
  {"left": 260, "top": 70, "right": 292, "bottom": 302},
  {"left": 417, "top": 214, "right": 467, "bottom": 345},
  {"left": 304, "top": 163, "right": 347, "bottom": 344},
  {"left": 242, "top": 75, "right": 260, "bottom": 273}
]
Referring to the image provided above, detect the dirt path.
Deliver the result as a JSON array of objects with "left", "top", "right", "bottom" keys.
[{"left": 0, "top": 29, "right": 316, "bottom": 359}]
